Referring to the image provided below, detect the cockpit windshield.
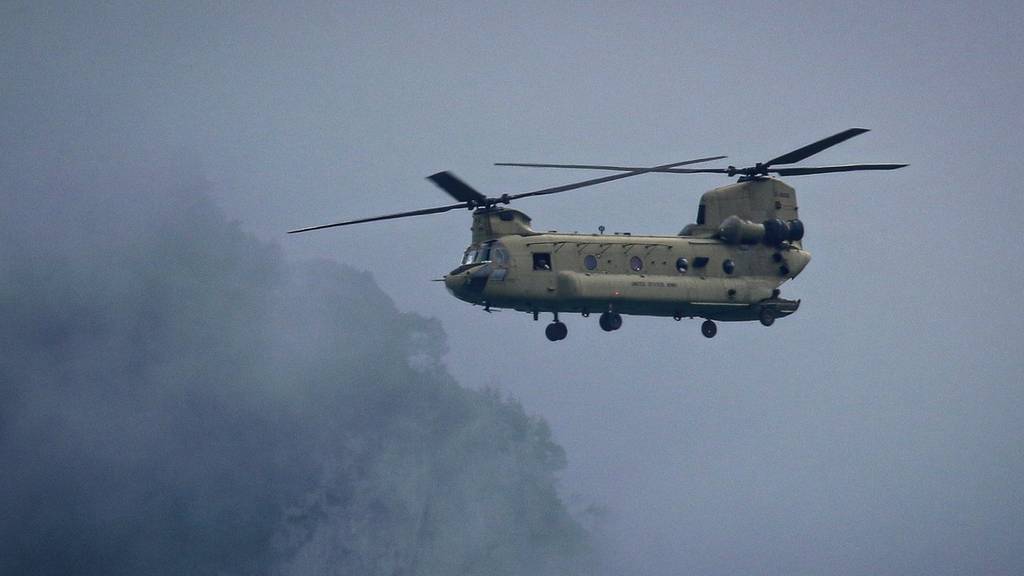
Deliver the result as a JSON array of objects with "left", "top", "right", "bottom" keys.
[{"left": 461, "top": 241, "right": 507, "bottom": 265}]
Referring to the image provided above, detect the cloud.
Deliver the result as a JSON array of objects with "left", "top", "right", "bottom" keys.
[{"left": 0, "top": 162, "right": 593, "bottom": 575}]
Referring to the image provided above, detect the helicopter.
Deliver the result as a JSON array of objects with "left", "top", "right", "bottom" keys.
[{"left": 289, "top": 128, "right": 906, "bottom": 340}]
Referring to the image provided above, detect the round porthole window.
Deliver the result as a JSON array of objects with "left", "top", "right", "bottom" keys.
[
  {"left": 630, "top": 256, "right": 643, "bottom": 272},
  {"left": 722, "top": 259, "right": 735, "bottom": 274},
  {"left": 675, "top": 257, "right": 689, "bottom": 273},
  {"left": 584, "top": 254, "right": 598, "bottom": 270}
]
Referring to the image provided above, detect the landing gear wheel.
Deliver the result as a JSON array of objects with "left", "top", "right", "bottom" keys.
[
  {"left": 758, "top": 308, "right": 776, "bottom": 327},
  {"left": 701, "top": 320, "right": 717, "bottom": 339},
  {"left": 545, "top": 321, "right": 568, "bottom": 341},
  {"left": 599, "top": 312, "right": 622, "bottom": 332}
]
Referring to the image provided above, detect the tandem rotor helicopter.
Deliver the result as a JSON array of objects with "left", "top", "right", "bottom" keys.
[{"left": 290, "top": 128, "right": 906, "bottom": 340}]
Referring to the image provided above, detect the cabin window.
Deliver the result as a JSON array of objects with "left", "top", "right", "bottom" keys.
[
  {"left": 696, "top": 204, "right": 706, "bottom": 225},
  {"left": 676, "top": 257, "right": 688, "bottom": 273},
  {"left": 533, "top": 252, "right": 552, "bottom": 271},
  {"left": 630, "top": 256, "right": 643, "bottom": 272},
  {"left": 584, "top": 255, "right": 598, "bottom": 271},
  {"left": 722, "top": 259, "right": 735, "bottom": 274},
  {"left": 693, "top": 257, "right": 709, "bottom": 268}
]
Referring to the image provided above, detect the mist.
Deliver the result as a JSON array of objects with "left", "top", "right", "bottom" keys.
[{"left": 0, "top": 160, "right": 593, "bottom": 575}]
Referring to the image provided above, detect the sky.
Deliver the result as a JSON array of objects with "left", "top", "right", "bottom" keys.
[{"left": 3, "top": 1, "right": 1023, "bottom": 574}]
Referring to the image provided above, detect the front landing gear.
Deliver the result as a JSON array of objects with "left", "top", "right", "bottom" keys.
[
  {"left": 545, "top": 321, "right": 568, "bottom": 341},
  {"left": 599, "top": 311, "right": 623, "bottom": 332},
  {"left": 701, "top": 320, "right": 717, "bottom": 339},
  {"left": 545, "top": 312, "right": 568, "bottom": 341}
]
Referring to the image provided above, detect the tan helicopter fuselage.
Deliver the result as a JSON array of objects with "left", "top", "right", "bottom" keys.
[
  {"left": 445, "top": 178, "right": 810, "bottom": 323},
  {"left": 289, "top": 128, "right": 902, "bottom": 338}
]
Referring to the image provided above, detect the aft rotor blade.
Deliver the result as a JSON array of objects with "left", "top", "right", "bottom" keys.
[
  {"left": 505, "top": 157, "right": 727, "bottom": 202},
  {"left": 494, "top": 155, "right": 726, "bottom": 173},
  {"left": 764, "top": 128, "right": 869, "bottom": 167},
  {"left": 771, "top": 163, "right": 908, "bottom": 176},
  {"left": 427, "top": 171, "right": 487, "bottom": 204},
  {"left": 288, "top": 202, "right": 468, "bottom": 234}
]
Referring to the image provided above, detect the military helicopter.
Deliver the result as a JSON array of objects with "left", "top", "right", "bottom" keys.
[{"left": 290, "top": 128, "right": 905, "bottom": 340}]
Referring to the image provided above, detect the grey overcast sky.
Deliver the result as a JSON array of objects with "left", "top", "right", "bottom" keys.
[{"left": 3, "top": 1, "right": 1022, "bottom": 574}]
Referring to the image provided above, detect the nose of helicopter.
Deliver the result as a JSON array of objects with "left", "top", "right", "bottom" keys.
[
  {"left": 444, "top": 264, "right": 490, "bottom": 303},
  {"left": 444, "top": 273, "right": 469, "bottom": 300}
]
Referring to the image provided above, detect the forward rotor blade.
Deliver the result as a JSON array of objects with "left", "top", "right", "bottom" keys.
[
  {"left": 765, "top": 128, "right": 869, "bottom": 166},
  {"left": 505, "top": 157, "right": 727, "bottom": 202},
  {"left": 494, "top": 155, "right": 726, "bottom": 172},
  {"left": 771, "top": 163, "right": 908, "bottom": 176},
  {"left": 496, "top": 164, "right": 731, "bottom": 174},
  {"left": 288, "top": 202, "right": 468, "bottom": 234},
  {"left": 427, "top": 171, "right": 487, "bottom": 204}
]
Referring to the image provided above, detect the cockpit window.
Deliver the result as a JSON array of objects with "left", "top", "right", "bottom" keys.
[
  {"left": 492, "top": 244, "right": 509, "bottom": 265},
  {"left": 462, "top": 241, "right": 503, "bottom": 265}
]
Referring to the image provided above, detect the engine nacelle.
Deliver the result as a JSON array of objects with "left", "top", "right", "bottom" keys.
[
  {"left": 717, "top": 215, "right": 804, "bottom": 246},
  {"left": 717, "top": 215, "right": 764, "bottom": 244}
]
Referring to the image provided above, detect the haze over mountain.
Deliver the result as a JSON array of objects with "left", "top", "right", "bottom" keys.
[{"left": 0, "top": 162, "right": 595, "bottom": 575}]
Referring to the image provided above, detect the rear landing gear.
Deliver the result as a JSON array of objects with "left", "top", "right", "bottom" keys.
[
  {"left": 599, "top": 311, "right": 622, "bottom": 332},
  {"left": 701, "top": 320, "right": 717, "bottom": 338},
  {"left": 545, "top": 321, "right": 568, "bottom": 341},
  {"left": 758, "top": 308, "right": 776, "bottom": 327}
]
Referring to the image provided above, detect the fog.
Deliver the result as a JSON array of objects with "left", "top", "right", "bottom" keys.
[
  {"left": 0, "top": 160, "right": 597, "bottom": 574},
  {"left": 3, "top": 2, "right": 1022, "bottom": 575}
]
